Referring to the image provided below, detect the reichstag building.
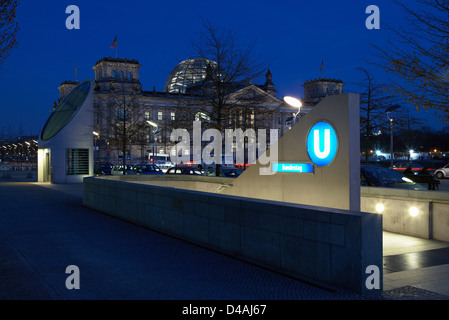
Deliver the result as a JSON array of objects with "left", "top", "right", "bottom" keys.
[{"left": 56, "top": 57, "right": 344, "bottom": 164}]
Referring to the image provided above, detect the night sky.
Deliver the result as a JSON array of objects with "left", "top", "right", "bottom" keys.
[{"left": 0, "top": 0, "right": 443, "bottom": 136}]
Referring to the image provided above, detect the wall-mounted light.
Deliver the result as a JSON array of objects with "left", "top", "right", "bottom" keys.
[
  {"left": 409, "top": 206, "right": 419, "bottom": 217},
  {"left": 375, "top": 203, "right": 385, "bottom": 213}
]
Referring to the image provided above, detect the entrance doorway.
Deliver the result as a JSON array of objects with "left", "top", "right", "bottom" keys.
[{"left": 41, "top": 149, "right": 51, "bottom": 182}]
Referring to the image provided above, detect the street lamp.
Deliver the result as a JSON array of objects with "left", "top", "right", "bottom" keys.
[
  {"left": 147, "top": 120, "right": 159, "bottom": 163},
  {"left": 93, "top": 131, "right": 99, "bottom": 163},
  {"left": 283, "top": 96, "right": 302, "bottom": 122},
  {"left": 385, "top": 104, "right": 401, "bottom": 168}
]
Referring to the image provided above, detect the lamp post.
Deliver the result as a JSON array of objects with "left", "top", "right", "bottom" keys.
[
  {"left": 93, "top": 131, "right": 99, "bottom": 163},
  {"left": 283, "top": 96, "right": 302, "bottom": 123},
  {"left": 147, "top": 120, "right": 159, "bottom": 163},
  {"left": 385, "top": 105, "right": 401, "bottom": 168}
]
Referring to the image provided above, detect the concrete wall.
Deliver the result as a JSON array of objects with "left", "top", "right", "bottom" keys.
[
  {"left": 98, "top": 174, "right": 235, "bottom": 193},
  {"left": 84, "top": 177, "right": 383, "bottom": 294},
  {"left": 361, "top": 187, "right": 449, "bottom": 241},
  {"left": 433, "top": 202, "right": 449, "bottom": 242}
]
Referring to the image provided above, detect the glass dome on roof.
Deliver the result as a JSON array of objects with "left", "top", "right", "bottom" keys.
[
  {"left": 40, "top": 80, "right": 91, "bottom": 141},
  {"left": 164, "top": 58, "right": 217, "bottom": 93}
]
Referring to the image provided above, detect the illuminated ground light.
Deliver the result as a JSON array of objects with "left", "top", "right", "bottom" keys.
[
  {"left": 409, "top": 206, "right": 419, "bottom": 217},
  {"left": 375, "top": 203, "right": 385, "bottom": 213}
]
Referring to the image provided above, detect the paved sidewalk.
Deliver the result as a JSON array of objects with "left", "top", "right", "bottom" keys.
[
  {"left": 383, "top": 232, "right": 449, "bottom": 295},
  {"left": 0, "top": 181, "right": 448, "bottom": 300}
]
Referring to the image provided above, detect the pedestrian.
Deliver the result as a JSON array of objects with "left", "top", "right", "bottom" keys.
[{"left": 404, "top": 165, "right": 413, "bottom": 175}]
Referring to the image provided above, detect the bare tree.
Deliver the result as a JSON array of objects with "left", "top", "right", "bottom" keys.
[
  {"left": 398, "top": 109, "right": 425, "bottom": 160},
  {"left": 99, "top": 84, "right": 147, "bottom": 173},
  {"left": 353, "top": 68, "right": 400, "bottom": 162},
  {"left": 0, "top": 0, "right": 19, "bottom": 68},
  {"left": 191, "top": 19, "right": 266, "bottom": 129},
  {"left": 184, "top": 19, "right": 269, "bottom": 174},
  {"left": 372, "top": 0, "right": 449, "bottom": 123}
]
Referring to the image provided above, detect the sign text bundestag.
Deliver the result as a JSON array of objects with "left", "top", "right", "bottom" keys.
[{"left": 272, "top": 163, "right": 314, "bottom": 173}]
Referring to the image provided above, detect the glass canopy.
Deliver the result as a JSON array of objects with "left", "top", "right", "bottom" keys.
[{"left": 41, "top": 81, "right": 91, "bottom": 141}]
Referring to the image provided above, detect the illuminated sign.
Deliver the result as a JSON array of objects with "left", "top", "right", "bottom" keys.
[
  {"left": 307, "top": 121, "right": 338, "bottom": 166},
  {"left": 272, "top": 163, "right": 314, "bottom": 173}
]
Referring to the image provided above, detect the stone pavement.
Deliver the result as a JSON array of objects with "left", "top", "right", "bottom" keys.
[
  {"left": 0, "top": 179, "right": 448, "bottom": 300},
  {"left": 383, "top": 232, "right": 449, "bottom": 296}
]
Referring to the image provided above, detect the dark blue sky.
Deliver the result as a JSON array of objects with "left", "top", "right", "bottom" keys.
[{"left": 0, "top": 0, "right": 444, "bottom": 136}]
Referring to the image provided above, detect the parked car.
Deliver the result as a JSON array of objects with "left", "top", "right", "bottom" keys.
[
  {"left": 135, "top": 164, "right": 164, "bottom": 175},
  {"left": 434, "top": 163, "right": 449, "bottom": 179},
  {"left": 234, "top": 163, "right": 252, "bottom": 170},
  {"left": 205, "top": 167, "right": 243, "bottom": 178},
  {"left": 94, "top": 162, "right": 114, "bottom": 175},
  {"left": 111, "top": 164, "right": 137, "bottom": 175},
  {"left": 393, "top": 162, "right": 434, "bottom": 174},
  {"left": 361, "top": 165, "right": 427, "bottom": 191},
  {"left": 392, "top": 162, "right": 429, "bottom": 175},
  {"left": 195, "top": 155, "right": 235, "bottom": 171},
  {"left": 165, "top": 166, "right": 203, "bottom": 175},
  {"left": 0, "top": 162, "right": 12, "bottom": 171},
  {"left": 154, "top": 160, "right": 173, "bottom": 170}
]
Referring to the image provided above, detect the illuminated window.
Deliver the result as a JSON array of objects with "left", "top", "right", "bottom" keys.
[
  {"left": 158, "top": 111, "right": 163, "bottom": 120},
  {"left": 144, "top": 111, "right": 150, "bottom": 120},
  {"left": 170, "top": 112, "right": 176, "bottom": 121}
]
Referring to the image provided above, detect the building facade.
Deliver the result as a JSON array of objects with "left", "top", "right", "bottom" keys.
[{"left": 57, "top": 57, "right": 344, "bottom": 165}]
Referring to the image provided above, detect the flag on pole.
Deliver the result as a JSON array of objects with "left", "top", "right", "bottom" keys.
[
  {"left": 319, "top": 60, "right": 324, "bottom": 73},
  {"left": 110, "top": 35, "right": 117, "bottom": 49}
]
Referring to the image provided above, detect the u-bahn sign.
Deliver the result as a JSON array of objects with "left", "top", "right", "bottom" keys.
[{"left": 307, "top": 121, "right": 338, "bottom": 167}]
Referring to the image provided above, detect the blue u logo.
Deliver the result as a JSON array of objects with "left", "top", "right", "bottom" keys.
[{"left": 307, "top": 121, "right": 338, "bottom": 166}]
